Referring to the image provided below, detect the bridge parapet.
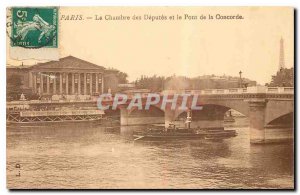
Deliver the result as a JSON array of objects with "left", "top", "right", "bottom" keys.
[
  {"left": 162, "top": 86, "right": 294, "bottom": 95},
  {"left": 266, "top": 87, "right": 293, "bottom": 93},
  {"left": 7, "top": 86, "right": 294, "bottom": 108}
]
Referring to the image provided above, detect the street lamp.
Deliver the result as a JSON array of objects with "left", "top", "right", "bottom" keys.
[{"left": 239, "top": 71, "right": 242, "bottom": 88}]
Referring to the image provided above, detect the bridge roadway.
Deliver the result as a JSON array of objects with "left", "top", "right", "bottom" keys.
[{"left": 7, "top": 86, "right": 294, "bottom": 144}]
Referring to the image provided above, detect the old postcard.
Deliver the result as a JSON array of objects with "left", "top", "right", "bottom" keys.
[{"left": 6, "top": 7, "right": 294, "bottom": 189}]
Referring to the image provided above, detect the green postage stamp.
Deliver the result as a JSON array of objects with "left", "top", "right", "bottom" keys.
[{"left": 11, "top": 7, "right": 58, "bottom": 48}]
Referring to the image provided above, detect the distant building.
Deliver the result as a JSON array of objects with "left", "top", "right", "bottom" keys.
[
  {"left": 118, "top": 83, "right": 136, "bottom": 92},
  {"left": 7, "top": 56, "right": 119, "bottom": 97},
  {"left": 7, "top": 65, "right": 31, "bottom": 92},
  {"left": 164, "top": 75, "right": 256, "bottom": 90}
]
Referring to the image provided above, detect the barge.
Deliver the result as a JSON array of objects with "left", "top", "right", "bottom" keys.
[
  {"left": 133, "top": 124, "right": 237, "bottom": 141},
  {"left": 6, "top": 109, "right": 108, "bottom": 126}
]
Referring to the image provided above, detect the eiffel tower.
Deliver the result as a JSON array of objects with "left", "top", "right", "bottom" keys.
[{"left": 279, "top": 37, "right": 285, "bottom": 71}]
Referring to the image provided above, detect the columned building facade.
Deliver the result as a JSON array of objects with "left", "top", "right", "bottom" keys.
[{"left": 28, "top": 56, "right": 106, "bottom": 96}]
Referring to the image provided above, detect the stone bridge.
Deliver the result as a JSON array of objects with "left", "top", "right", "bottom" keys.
[
  {"left": 119, "top": 86, "right": 294, "bottom": 144},
  {"left": 7, "top": 86, "right": 294, "bottom": 144}
]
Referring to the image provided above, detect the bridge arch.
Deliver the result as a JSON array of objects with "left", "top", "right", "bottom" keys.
[
  {"left": 127, "top": 104, "right": 164, "bottom": 116},
  {"left": 266, "top": 112, "right": 293, "bottom": 126},
  {"left": 174, "top": 104, "right": 231, "bottom": 121},
  {"left": 173, "top": 99, "right": 249, "bottom": 121},
  {"left": 265, "top": 100, "right": 294, "bottom": 125},
  {"left": 194, "top": 98, "right": 249, "bottom": 117}
]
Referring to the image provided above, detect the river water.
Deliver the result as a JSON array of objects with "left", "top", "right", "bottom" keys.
[{"left": 7, "top": 119, "right": 294, "bottom": 189}]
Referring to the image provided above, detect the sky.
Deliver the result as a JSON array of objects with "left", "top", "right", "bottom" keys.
[{"left": 7, "top": 7, "right": 294, "bottom": 84}]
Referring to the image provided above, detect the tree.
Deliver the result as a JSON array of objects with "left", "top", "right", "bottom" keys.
[
  {"left": 117, "top": 71, "right": 128, "bottom": 84},
  {"left": 7, "top": 74, "right": 23, "bottom": 100},
  {"left": 268, "top": 68, "right": 294, "bottom": 87},
  {"left": 135, "top": 75, "right": 165, "bottom": 92},
  {"left": 107, "top": 68, "right": 128, "bottom": 84},
  {"left": 133, "top": 74, "right": 257, "bottom": 92}
]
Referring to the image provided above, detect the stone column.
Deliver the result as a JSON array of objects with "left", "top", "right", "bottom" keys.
[
  {"left": 66, "top": 73, "right": 69, "bottom": 95},
  {"left": 78, "top": 73, "right": 81, "bottom": 95},
  {"left": 249, "top": 99, "right": 267, "bottom": 144},
  {"left": 46, "top": 74, "right": 50, "bottom": 94},
  {"left": 90, "top": 73, "right": 93, "bottom": 95},
  {"left": 53, "top": 73, "right": 56, "bottom": 94},
  {"left": 72, "top": 73, "right": 75, "bottom": 95},
  {"left": 60, "top": 73, "right": 63, "bottom": 94},
  {"left": 95, "top": 73, "right": 99, "bottom": 93},
  {"left": 40, "top": 73, "right": 43, "bottom": 95},
  {"left": 84, "top": 73, "right": 87, "bottom": 95},
  {"left": 33, "top": 73, "right": 37, "bottom": 93},
  {"left": 29, "top": 72, "right": 33, "bottom": 88}
]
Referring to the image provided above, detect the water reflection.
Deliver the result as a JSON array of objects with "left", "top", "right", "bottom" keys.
[
  {"left": 7, "top": 123, "right": 294, "bottom": 189},
  {"left": 249, "top": 143, "right": 294, "bottom": 175}
]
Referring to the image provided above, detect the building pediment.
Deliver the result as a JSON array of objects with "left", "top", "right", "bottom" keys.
[{"left": 30, "top": 56, "right": 105, "bottom": 72}]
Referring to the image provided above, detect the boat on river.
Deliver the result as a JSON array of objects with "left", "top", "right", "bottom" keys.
[
  {"left": 133, "top": 124, "right": 237, "bottom": 141},
  {"left": 133, "top": 110, "right": 237, "bottom": 141}
]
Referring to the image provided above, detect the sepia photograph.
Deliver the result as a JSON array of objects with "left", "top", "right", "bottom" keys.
[{"left": 5, "top": 6, "right": 294, "bottom": 189}]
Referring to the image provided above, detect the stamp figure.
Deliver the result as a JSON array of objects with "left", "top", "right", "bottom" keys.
[{"left": 11, "top": 7, "right": 58, "bottom": 48}]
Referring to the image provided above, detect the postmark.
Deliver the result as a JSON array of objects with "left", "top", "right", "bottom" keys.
[{"left": 9, "top": 7, "right": 58, "bottom": 49}]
